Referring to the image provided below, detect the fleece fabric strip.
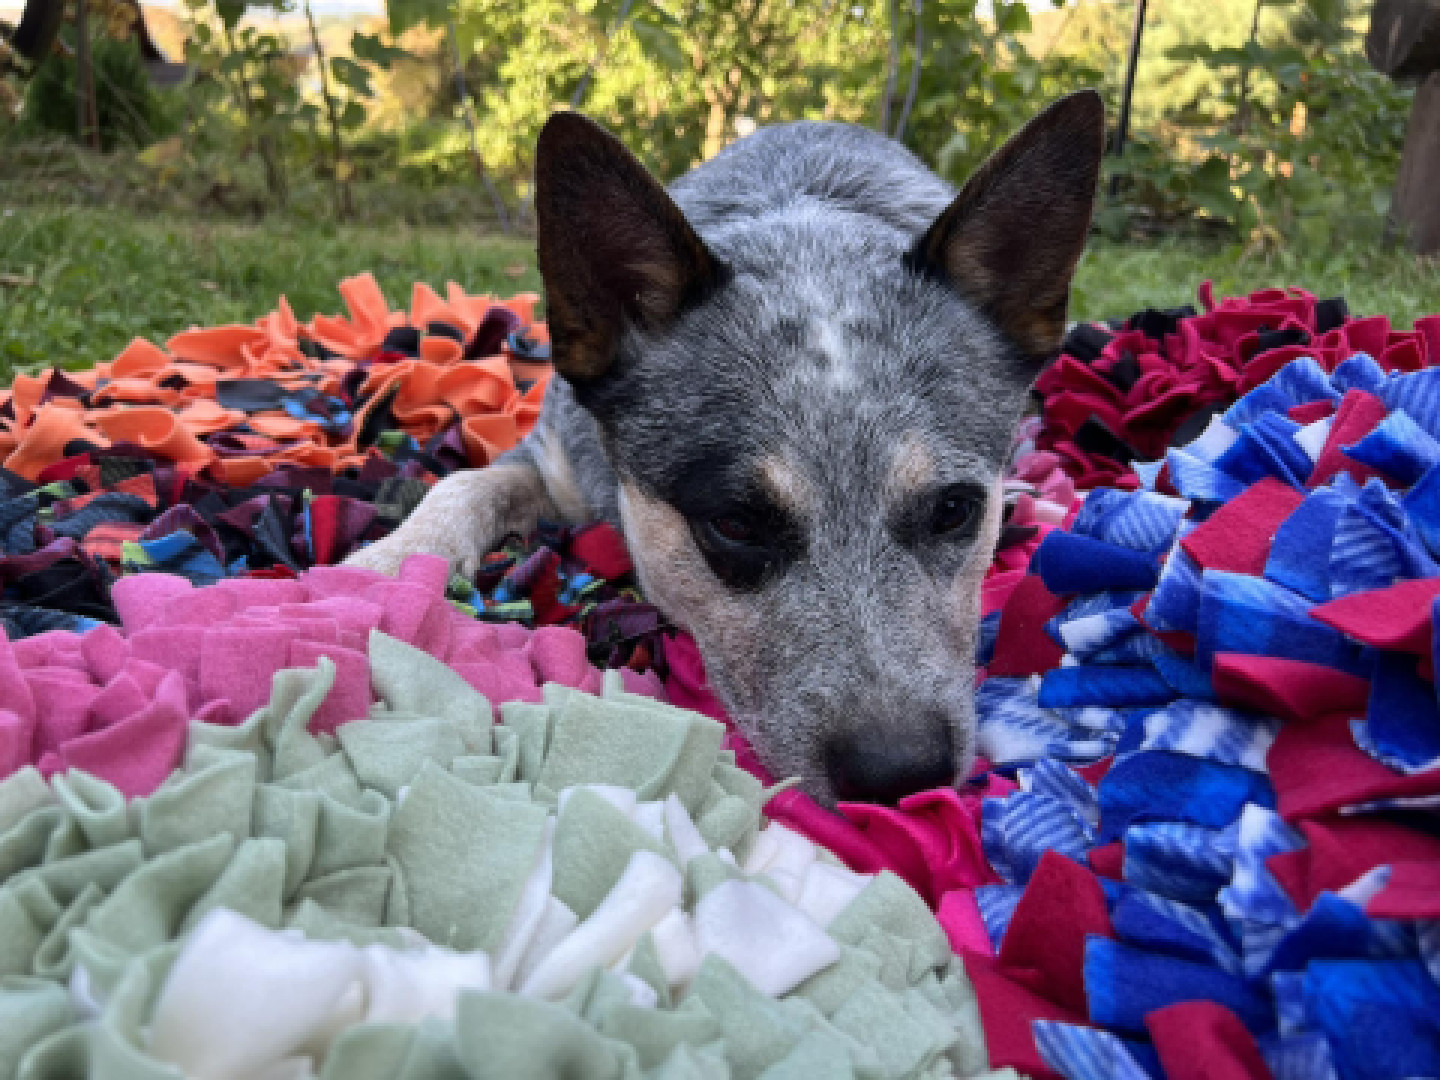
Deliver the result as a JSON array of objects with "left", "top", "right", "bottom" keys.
[
  {"left": 974, "top": 350, "right": 1440, "bottom": 1080},
  {"left": 1034, "top": 282, "right": 1440, "bottom": 490},
  {"left": 0, "top": 275, "right": 548, "bottom": 487},
  {"left": 0, "top": 554, "right": 666, "bottom": 796},
  {"left": 0, "top": 640, "right": 1010, "bottom": 1080}
]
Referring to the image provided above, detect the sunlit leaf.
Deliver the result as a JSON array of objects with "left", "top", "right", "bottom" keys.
[
  {"left": 631, "top": 17, "right": 684, "bottom": 70},
  {"left": 331, "top": 55, "right": 373, "bottom": 97},
  {"left": 340, "top": 99, "right": 367, "bottom": 129},
  {"left": 388, "top": 0, "right": 452, "bottom": 35},
  {"left": 351, "top": 31, "right": 410, "bottom": 69},
  {"left": 138, "top": 137, "right": 187, "bottom": 169}
]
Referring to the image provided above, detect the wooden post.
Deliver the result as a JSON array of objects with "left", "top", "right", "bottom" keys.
[
  {"left": 1367, "top": 0, "right": 1440, "bottom": 254},
  {"left": 1393, "top": 71, "right": 1440, "bottom": 254}
]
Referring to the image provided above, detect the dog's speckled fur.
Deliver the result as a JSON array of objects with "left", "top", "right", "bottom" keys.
[{"left": 349, "top": 93, "right": 1105, "bottom": 804}]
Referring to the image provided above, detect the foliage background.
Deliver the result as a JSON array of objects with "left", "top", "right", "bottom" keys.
[
  {"left": 1, "top": 0, "right": 1436, "bottom": 377},
  {"left": 1, "top": 0, "right": 1420, "bottom": 245}
]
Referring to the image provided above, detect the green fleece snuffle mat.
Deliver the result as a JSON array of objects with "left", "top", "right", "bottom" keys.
[{"left": 0, "top": 630, "right": 1008, "bottom": 1080}]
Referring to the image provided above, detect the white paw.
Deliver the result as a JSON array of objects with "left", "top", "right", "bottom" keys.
[{"left": 345, "top": 526, "right": 484, "bottom": 581}]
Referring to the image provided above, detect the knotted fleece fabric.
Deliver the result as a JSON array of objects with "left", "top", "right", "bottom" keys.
[
  {"left": 0, "top": 619, "right": 1008, "bottom": 1079},
  {"left": 1034, "top": 282, "right": 1440, "bottom": 491},
  {"left": 973, "top": 351, "right": 1440, "bottom": 1080}
]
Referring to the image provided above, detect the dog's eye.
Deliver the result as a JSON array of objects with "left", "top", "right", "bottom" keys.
[
  {"left": 689, "top": 510, "right": 792, "bottom": 592},
  {"left": 703, "top": 515, "right": 764, "bottom": 549},
  {"left": 931, "top": 487, "right": 982, "bottom": 536}
]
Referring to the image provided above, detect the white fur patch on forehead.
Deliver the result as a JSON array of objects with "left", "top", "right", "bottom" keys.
[
  {"left": 806, "top": 315, "right": 856, "bottom": 390},
  {"left": 808, "top": 315, "right": 845, "bottom": 359}
]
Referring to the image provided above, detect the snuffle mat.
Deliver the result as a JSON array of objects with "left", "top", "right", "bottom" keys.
[{"left": 1, "top": 274, "right": 1438, "bottom": 1080}]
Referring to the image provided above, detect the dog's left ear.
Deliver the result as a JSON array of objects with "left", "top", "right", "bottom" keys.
[
  {"left": 908, "top": 90, "right": 1106, "bottom": 360},
  {"left": 535, "top": 111, "right": 726, "bottom": 383}
]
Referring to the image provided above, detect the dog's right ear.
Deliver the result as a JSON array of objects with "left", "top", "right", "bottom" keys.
[{"left": 535, "top": 112, "right": 726, "bottom": 383}]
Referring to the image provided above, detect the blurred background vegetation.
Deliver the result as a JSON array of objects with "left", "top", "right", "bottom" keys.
[{"left": 0, "top": 0, "right": 1436, "bottom": 372}]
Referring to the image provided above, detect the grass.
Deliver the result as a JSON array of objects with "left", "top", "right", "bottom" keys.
[
  {"left": 0, "top": 206, "right": 542, "bottom": 377},
  {"left": 1073, "top": 239, "right": 1440, "bottom": 328},
  {"left": 2, "top": 201, "right": 1438, "bottom": 380}
]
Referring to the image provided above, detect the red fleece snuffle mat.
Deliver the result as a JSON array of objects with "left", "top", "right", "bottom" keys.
[{"left": 1, "top": 278, "right": 1438, "bottom": 1079}]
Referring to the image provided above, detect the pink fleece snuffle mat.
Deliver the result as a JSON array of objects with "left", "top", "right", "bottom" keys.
[{"left": 1, "top": 279, "right": 1438, "bottom": 1080}]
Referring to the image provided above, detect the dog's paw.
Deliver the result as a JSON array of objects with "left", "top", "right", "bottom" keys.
[{"left": 344, "top": 526, "right": 484, "bottom": 581}]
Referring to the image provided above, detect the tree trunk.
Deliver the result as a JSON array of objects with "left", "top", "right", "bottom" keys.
[
  {"left": 1367, "top": 0, "right": 1440, "bottom": 82},
  {"left": 74, "top": 0, "right": 99, "bottom": 150},
  {"left": 225, "top": 22, "right": 287, "bottom": 207},
  {"left": 570, "top": 0, "right": 636, "bottom": 110},
  {"left": 1392, "top": 70, "right": 1440, "bottom": 254},
  {"left": 10, "top": 0, "right": 65, "bottom": 64},
  {"left": 446, "top": 21, "right": 510, "bottom": 230},
  {"left": 303, "top": 0, "right": 352, "bottom": 219},
  {"left": 878, "top": 0, "right": 898, "bottom": 132},
  {"left": 1234, "top": 0, "right": 1264, "bottom": 136},
  {"left": 893, "top": 0, "right": 922, "bottom": 142}
]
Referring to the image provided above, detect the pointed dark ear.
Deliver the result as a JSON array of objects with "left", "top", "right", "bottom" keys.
[
  {"left": 908, "top": 90, "right": 1106, "bottom": 360},
  {"left": 535, "top": 112, "right": 726, "bottom": 383}
]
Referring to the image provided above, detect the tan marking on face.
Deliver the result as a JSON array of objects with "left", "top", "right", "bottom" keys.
[
  {"left": 758, "top": 455, "right": 810, "bottom": 513},
  {"left": 947, "top": 476, "right": 1007, "bottom": 629},
  {"left": 617, "top": 481, "right": 765, "bottom": 704},
  {"left": 889, "top": 435, "right": 935, "bottom": 493}
]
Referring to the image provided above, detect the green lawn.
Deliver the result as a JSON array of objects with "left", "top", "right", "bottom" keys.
[
  {"left": 1072, "top": 240, "right": 1440, "bottom": 329},
  {"left": 2, "top": 203, "right": 1438, "bottom": 380},
  {"left": 0, "top": 207, "right": 542, "bottom": 377}
]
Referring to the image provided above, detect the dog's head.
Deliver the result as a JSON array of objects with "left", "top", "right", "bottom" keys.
[{"left": 535, "top": 94, "right": 1104, "bottom": 805}]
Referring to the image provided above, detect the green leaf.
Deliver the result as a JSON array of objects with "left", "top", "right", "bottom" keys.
[
  {"left": 630, "top": 18, "right": 684, "bottom": 71},
  {"left": 993, "top": 2, "right": 1031, "bottom": 35},
  {"left": 216, "top": 0, "right": 247, "bottom": 29},
  {"left": 351, "top": 31, "right": 409, "bottom": 69},
  {"left": 636, "top": 0, "right": 679, "bottom": 26},
  {"left": 331, "top": 55, "right": 373, "bottom": 97},
  {"left": 387, "top": 0, "right": 451, "bottom": 35},
  {"left": 340, "top": 99, "right": 367, "bottom": 129}
]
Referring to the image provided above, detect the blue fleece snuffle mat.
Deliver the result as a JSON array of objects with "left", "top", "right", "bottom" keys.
[{"left": 973, "top": 350, "right": 1440, "bottom": 1080}]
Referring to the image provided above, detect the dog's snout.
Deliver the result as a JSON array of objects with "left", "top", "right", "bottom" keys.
[{"left": 825, "top": 714, "right": 955, "bottom": 805}]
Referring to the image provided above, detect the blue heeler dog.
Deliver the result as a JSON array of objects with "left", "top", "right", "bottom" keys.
[{"left": 348, "top": 91, "right": 1106, "bottom": 806}]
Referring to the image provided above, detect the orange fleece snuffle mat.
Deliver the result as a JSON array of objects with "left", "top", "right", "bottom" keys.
[{"left": 0, "top": 274, "right": 549, "bottom": 486}]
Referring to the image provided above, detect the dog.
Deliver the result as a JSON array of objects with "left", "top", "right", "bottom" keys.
[{"left": 347, "top": 91, "right": 1106, "bottom": 806}]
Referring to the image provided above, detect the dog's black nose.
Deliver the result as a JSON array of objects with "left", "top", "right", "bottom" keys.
[{"left": 826, "top": 718, "right": 955, "bottom": 805}]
